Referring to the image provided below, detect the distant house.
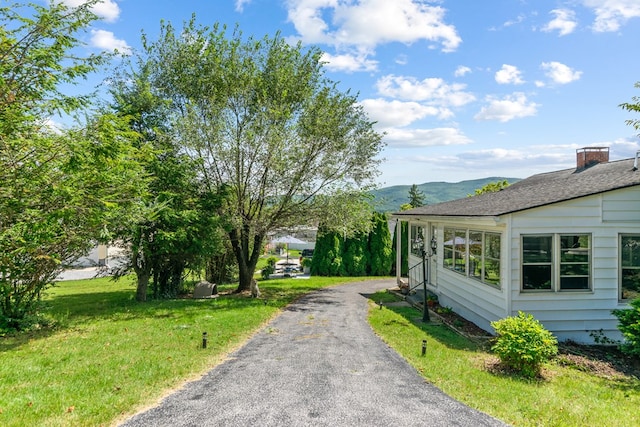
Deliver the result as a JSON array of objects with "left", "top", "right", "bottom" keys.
[{"left": 392, "top": 147, "right": 640, "bottom": 344}]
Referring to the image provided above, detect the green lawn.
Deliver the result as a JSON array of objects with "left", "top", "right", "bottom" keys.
[
  {"left": 368, "top": 292, "right": 640, "bottom": 427},
  {"left": 0, "top": 275, "right": 370, "bottom": 427},
  {"left": 2, "top": 278, "right": 639, "bottom": 426}
]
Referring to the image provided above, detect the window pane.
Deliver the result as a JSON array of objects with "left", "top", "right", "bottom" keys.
[
  {"left": 561, "top": 235, "right": 590, "bottom": 262},
  {"left": 560, "top": 264, "right": 589, "bottom": 276},
  {"left": 483, "top": 262, "right": 500, "bottom": 285},
  {"left": 523, "top": 265, "right": 552, "bottom": 290},
  {"left": 621, "top": 235, "right": 640, "bottom": 300},
  {"left": 410, "top": 225, "right": 424, "bottom": 256},
  {"left": 485, "top": 233, "right": 501, "bottom": 259},
  {"left": 469, "top": 231, "right": 482, "bottom": 280},
  {"left": 523, "top": 236, "right": 552, "bottom": 262},
  {"left": 443, "top": 247, "right": 454, "bottom": 270},
  {"left": 621, "top": 268, "right": 640, "bottom": 300},
  {"left": 453, "top": 229, "right": 466, "bottom": 274},
  {"left": 443, "top": 228, "right": 454, "bottom": 270},
  {"left": 621, "top": 236, "right": 640, "bottom": 268},
  {"left": 560, "top": 276, "right": 589, "bottom": 290},
  {"left": 560, "top": 234, "right": 590, "bottom": 291},
  {"left": 484, "top": 233, "right": 500, "bottom": 286}
]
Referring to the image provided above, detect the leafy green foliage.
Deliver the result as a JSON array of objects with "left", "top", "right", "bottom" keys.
[
  {"left": 612, "top": 298, "right": 640, "bottom": 357},
  {"left": 108, "top": 59, "right": 227, "bottom": 300},
  {"left": 470, "top": 179, "right": 510, "bottom": 196},
  {"left": 312, "top": 212, "right": 392, "bottom": 277},
  {"left": 620, "top": 81, "right": 640, "bottom": 135},
  {"left": 311, "top": 227, "right": 343, "bottom": 276},
  {"left": 260, "top": 257, "right": 278, "bottom": 279},
  {"left": 368, "top": 212, "right": 393, "bottom": 275},
  {"left": 0, "top": 2, "right": 146, "bottom": 329},
  {"left": 491, "top": 311, "right": 558, "bottom": 378},
  {"left": 139, "top": 20, "right": 384, "bottom": 292},
  {"left": 342, "top": 233, "right": 368, "bottom": 276}
]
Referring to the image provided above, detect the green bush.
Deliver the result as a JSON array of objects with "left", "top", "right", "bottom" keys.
[
  {"left": 612, "top": 298, "right": 640, "bottom": 357},
  {"left": 490, "top": 311, "right": 558, "bottom": 378},
  {"left": 261, "top": 257, "right": 278, "bottom": 280}
]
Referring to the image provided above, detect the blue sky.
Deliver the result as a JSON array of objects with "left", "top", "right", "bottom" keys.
[{"left": 59, "top": 0, "right": 640, "bottom": 186}]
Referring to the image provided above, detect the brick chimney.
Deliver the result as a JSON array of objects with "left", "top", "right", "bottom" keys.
[{"left": 576, "top": 147, "right": 609, "bottom": 171}]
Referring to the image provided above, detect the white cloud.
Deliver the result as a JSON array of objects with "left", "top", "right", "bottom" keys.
[
  {"left": 542, "top": 9, "right": 578, "bottom": 36},
  {"left": 541, "top": 61, "right": 582, "bottom": 84},
  {"left": 474, "top": 93, "right": 539, "bottom": 122},
  {"left": 58, "top": 0, "right": 120, "bottom": 22},
  {"left": 286, "top": 0, "right": 461, "bottom": 52},
  {"left": 495, "top": 64, "right": 525, "bottom": 85},
  {"left": 360, "top": 98, "right": 441, "bottom": 128},
  {"left": 395, "top": 54, "right": 408, "bottom": 65},
  {"left": 583, "top": 0, "right": 640, "bottom": 32},
  {"left": 454, "top": 66, "right": 471, "bottom": 77},
  {"left": 320, "top": 52, "right": 378, "bottom": 72},
  {"left": 503, "top": 14, "right": 525, "bottom": 27},
  {"left": 375, "top": 75, "right": 475, "bottom": 107},
  {"left": 235, "top": 0, "right": 251, "bottom": 12},
  {"left": 90, "top": 29, "right": 131, "bottom": 54},
  {"left": 384, "top": 127, "right": 472, "bottom": 147}
]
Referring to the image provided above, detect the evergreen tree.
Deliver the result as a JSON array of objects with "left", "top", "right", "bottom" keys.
[
  {"left": 368, "top": 212, "right": 393, "bottom": 276},
  {"left": 311, "top": 226, "right": 343, "bottom": 276},
  {"left": 408, "top": 184, "right": 426, "bottom": 208},
  {"left": 343, "top": 233, "right": 368, "bottom": 276}
]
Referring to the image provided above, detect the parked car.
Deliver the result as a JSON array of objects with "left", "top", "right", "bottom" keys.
[{"left": 299, "top": 249, "right": 314, "bottom": 262}]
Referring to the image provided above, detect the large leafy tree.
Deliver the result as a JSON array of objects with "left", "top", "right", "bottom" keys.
[
  {"left": 0, "top": 1, "right": 146, "bottom": 328},
  {"left": 108, "top": 61, "right": 227, "bottom": 301},
  {"left": 141, "top": 20, "right": 384, "bottom": 292}
]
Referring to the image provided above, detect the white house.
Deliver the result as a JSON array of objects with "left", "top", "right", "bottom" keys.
[{"left": 392, "top": 147, "right": 640, "bottom": 344}]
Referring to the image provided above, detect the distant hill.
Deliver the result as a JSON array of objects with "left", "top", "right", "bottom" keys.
[{"left": 370, "top": 177, "right": 521, "bottom": 213}]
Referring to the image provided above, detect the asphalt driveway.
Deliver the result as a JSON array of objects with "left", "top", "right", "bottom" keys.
[{"left": 119, "top": 279, "right": 508, "bottom": 427}]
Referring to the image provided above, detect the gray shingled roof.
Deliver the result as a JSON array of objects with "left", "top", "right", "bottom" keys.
[{"left": 394, "top": 157, "right": 640, "bottom": 218}]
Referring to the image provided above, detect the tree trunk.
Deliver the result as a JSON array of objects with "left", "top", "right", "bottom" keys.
[
  {"left": 229, "top": 227, "right": 264, "bottom": 293},
  {"left": 135, "top": 269, "right": 150, "bottom": 302}
]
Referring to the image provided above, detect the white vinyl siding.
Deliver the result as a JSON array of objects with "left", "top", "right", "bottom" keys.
[{"left": 510, "top": 192, "right": 638, "bottom": 343}]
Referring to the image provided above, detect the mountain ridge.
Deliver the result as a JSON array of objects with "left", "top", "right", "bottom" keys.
[{"left": 371, "top": 177, "right": 521, "bottom": 213}]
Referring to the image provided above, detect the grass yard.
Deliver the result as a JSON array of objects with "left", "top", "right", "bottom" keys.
[
  {"left": 0, "top": 275, "right": 370, "bottom": 427},
  {"left": 367, "top": 291, "right": 640, "bottom": 427},
  {"left": 3, "top": 278, "right": 639, "bottom": 426}
]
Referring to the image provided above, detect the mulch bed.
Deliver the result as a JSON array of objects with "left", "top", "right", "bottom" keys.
[{"left": 390, "top": 289, "right": 640, "bottom": 379}]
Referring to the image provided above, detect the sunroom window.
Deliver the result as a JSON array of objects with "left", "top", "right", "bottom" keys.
[
  {"left": 621, "top": 234, "right": 640, "bottom": 300},
  {"left": 444, "top": 228, "right": 500, "bottom": 287}
]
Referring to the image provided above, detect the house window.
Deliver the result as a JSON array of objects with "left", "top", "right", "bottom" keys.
[
  {"left": 410, "top": 225, "right": 424, "bottom": 257},
  {"left": 522, "top": 235, "right": 552, "bottom": 290},
  {"left": 522, "top": 234, "right": 591, "bottom": 292},
  {"left": 620, "top": 234, "right": 640, "bottom": 300},
  {"left": 444, "top": 228, "right": 500, "bottom": 287}
]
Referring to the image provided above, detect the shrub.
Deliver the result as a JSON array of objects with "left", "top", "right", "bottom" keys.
[
  {"left": 261, "top": 257, "right": 278, "bottom": 280},
  {"left": 490, "top": 311, "right": 558, "bottom": 378},
  {"left": 612, "top": 298, "right": 640, "bottom": 357}
]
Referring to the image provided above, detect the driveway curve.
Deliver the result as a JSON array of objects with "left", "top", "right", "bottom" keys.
[{"left": 119, "top": 279, "right": 508, "bottom": 427}]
